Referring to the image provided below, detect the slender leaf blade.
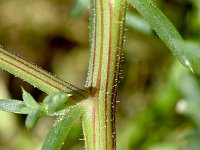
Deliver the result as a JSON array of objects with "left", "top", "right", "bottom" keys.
[
  {"left": 25, "top": 108, "right": 42, "bottom": 129},
  {"left": 126, "top": 11, "right": 153, "bottom": 35},
  {"left": 42, "top": 105, "right": 85, "bottom": 150},
  {"left": 128, "top": 0, "right": 193, "bottom": 70},
  {"left": 0, "top": 99, "right": 28, "bottom": 114},
  {"left": 22, "top": 88, "right": 39, "bottom": 107}
]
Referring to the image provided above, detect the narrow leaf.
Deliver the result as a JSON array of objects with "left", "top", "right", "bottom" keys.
[
  {"left": 42, "top": 105, "right": 85, "bottom": 150},
  {"left": 22, "top": 88, "right": 39, "bottom": 107},
  {"left": 26, "top": 108, "right": 41, "bottom": 129},
  {"left": 126, "top": 11, "right": 153, "bottom": 35},
  {"left": 0, "top": 99, "right": 28, "bottom": 114},
  {"left": 128, "top": 0, "right": 193, "bottom": 70}
]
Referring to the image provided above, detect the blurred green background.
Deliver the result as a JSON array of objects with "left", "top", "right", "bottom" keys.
[{"left": 0, "top": 0, "right": 200, "bottom": 149}]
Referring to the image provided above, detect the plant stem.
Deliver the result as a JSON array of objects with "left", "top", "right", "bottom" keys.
[
  {"left": 83, "top": 0, "right": 127, "bottom": 149},
  {"left": 0, "top": 48, "right": 89, "bottom": 100}
]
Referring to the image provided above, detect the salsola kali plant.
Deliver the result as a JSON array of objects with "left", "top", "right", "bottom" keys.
[{"left": 0, "top": 0, "right": 199, "bottom": 150}]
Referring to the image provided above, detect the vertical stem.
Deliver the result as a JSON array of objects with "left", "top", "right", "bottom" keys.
[{"left": 83, "top": 0, "right": 127, "bottom": 149}]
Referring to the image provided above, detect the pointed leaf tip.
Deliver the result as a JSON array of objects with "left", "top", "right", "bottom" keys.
[{"left": 22, "top": 88, "right": 39, "bottom": 107}]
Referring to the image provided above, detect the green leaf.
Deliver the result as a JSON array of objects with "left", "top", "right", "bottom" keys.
[
  {"left": 126, "top": 11, "right": 153, "bottom": 35},
  {"left": 127, "top": 0, "right": 193, "bottom": 71},
  {"left": 183, "top": 41, "right": 200, "bottom": 76},
  {"left": 26, "top": 108, "right": 41, "bottom": 129},
  {"left": 21, "top": 89, "right": 43, "bottom": 129},
  {"left": 42, "top": 105, "right": 85, "bottom": 150},
  {"left": 22, "top": 88, "right": 39, "bottom": 107},
  {"left": 0, "top": 99, "right": 27, "bottom": 114},
  {"left": 43, "top": 92, "right": 71, "bottom": 115},
  {"left": 179, "top": 73, "right": 200, "bottom": 128},
  {"left": 0, "top": 89, "right": 79, "bottom": 130},
  {"left": 70, "top": 0, "right": 89, "bottom": 17}
]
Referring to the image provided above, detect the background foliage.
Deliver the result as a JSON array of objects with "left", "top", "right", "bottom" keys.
[{"left": 0, "top": 0, "right": 200, "bottom": 149}]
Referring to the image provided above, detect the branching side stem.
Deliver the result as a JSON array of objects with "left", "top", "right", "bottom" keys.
[{"left": 0, "top": 48, "right": 89, "bottom": 100}]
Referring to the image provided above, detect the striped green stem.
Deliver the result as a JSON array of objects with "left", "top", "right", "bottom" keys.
[
  {"left": 83, "top": 0, "right": 127, "bottom": 149},
  {"left": 0, "top": 48, "right": 89, "bottom": 100}
]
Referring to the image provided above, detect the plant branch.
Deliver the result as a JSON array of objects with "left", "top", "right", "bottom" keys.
[
  {"left": 83, "top": 0, "right": 127, "bottom": 149},
  {"left": 0, "top": 48, "right": 89, "bottom": 100}
]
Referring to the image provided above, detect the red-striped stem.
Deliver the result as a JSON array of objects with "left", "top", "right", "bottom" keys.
[
  {"left": 83, "top": 0, "right": 127, "bottom": 149},
  {"left": 0, "top": 48, "right": 89, "bottom": 100}
]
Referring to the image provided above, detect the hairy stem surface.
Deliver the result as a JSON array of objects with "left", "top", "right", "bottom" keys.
[
  {"left": 83, "top": 0, "right": 127, "bottom": 149},
  {"left": 0, "top": 48, "right": 89, "bottom": 100}
]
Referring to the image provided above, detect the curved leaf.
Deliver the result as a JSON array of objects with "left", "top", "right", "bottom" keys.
[
  {"left": 42, "top": 105, "right": 85, "bottom": 150},
  {"left": 127, "top": 0, "right": 194, "bottom": 71}
]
